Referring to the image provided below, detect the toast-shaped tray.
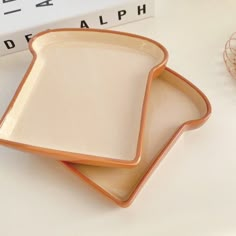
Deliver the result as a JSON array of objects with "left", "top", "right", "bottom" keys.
[
  {"left": 0, "top": 29, "right": 168, "bottom": 167},
  {"left": 63, "top": 68, "right": 211, "bottom": 207}
]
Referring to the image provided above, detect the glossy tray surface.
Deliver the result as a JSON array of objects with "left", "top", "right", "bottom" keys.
[
  {"left": 0, "top": 28, "right": 168, "bottom": 167},
  {"left": 64, "top": 68, "right": 211, "bottom": 207}
]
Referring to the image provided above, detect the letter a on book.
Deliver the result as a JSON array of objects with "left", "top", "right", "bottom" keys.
[{"left": 36, "top": 0, "right": 53, "bottom": 7}]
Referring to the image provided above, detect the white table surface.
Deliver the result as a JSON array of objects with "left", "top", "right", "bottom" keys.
[{"left": 1, "top": 1, "right": 236, "bottom": 235}]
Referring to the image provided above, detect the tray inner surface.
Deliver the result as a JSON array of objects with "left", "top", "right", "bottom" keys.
[
  {"left": 0, "top": 31, "right": 165, "bottom": 161},
  {"left": 69, "top": 69, "right": 207, "bottom": 202}
]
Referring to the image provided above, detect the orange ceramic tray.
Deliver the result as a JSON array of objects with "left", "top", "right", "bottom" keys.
[
  {"left": 0, "top": 28, "right": 168, "bottom": 168},
  {"left": 63, "top": 68, "right": 211, "bottom": 207}
]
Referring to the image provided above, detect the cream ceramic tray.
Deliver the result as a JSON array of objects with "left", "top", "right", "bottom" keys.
[
  {"left": 63, "top": 68, "right": 211, "bottom": 207},
  {"left": 0, "top": 29, "right": 168, "bottom": 167}
]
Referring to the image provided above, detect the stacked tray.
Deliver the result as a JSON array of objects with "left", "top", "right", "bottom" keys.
[{"left": 0, "top": 29, "right": 211, "bottom": 207}]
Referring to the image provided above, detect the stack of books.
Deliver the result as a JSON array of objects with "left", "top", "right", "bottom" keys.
[{"left": 0, "top": 0, "right": 155, "bottom": 57}]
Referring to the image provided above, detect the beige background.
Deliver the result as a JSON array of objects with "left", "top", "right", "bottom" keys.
[{"left": 0, "top": 0, "right": 236, "bottom": 235}]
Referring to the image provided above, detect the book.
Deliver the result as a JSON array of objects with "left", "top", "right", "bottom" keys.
[{"left": 0, "top": 0, "right": 155, "bottom": 57}]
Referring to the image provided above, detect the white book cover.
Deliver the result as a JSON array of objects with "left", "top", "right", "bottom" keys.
[{"left": 0, "top": 0, "right": 155, "bottom": 56}]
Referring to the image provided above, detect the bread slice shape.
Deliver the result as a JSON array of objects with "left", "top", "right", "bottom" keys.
[
  {"left": 0, "top": 29, "right": 168, "bottom": 167},
  {"left": 63, "top": 67, "right": 211, "bottom": 207}
]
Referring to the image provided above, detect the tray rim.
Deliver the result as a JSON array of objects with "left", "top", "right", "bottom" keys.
[
  {"left": 0, "top": 28, "right": 169, "bottom": 168},
  {"left": 62, "top": 67, "right": 212, "bottom": 207}
]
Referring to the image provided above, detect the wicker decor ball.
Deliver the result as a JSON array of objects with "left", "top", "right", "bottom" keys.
[{"left": 224, "top": 32, "right": 236, "bottom": 78}]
